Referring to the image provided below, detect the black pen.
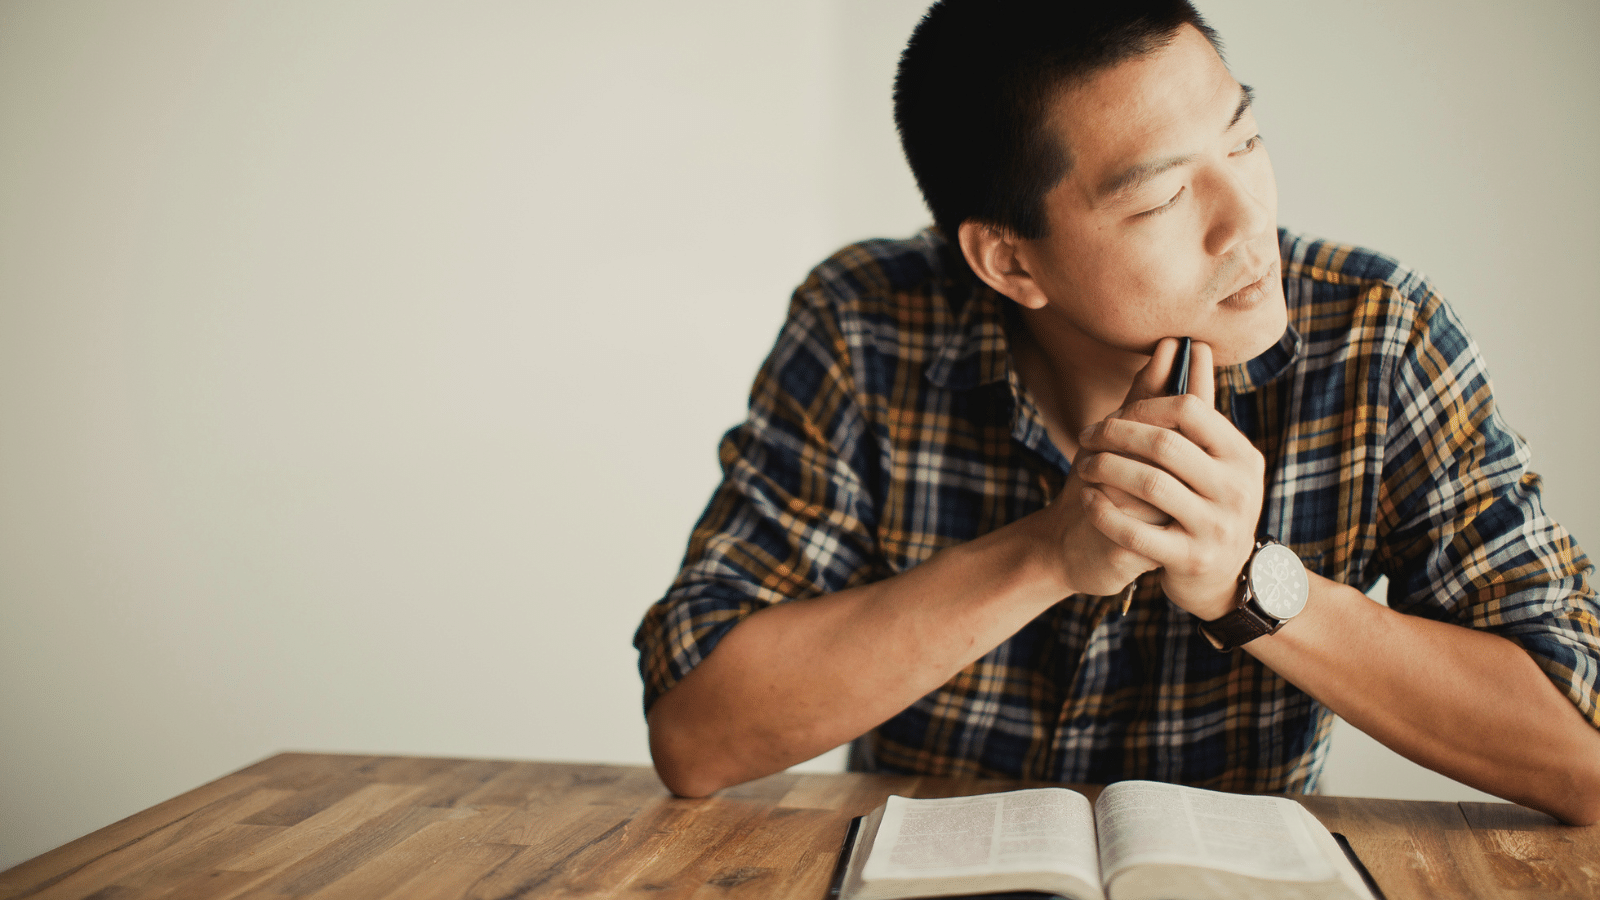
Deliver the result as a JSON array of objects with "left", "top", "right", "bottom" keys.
[
  {"left": 1122, "top": 336, "right": 1193, "bottom": 616},
  {"left": 1167, "top": 336, "right": 1192, "bottom": 398}
]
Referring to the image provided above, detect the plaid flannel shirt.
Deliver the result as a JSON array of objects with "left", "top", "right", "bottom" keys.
[{"left": 634, "top": 227, "right": 1598, "bottom": 792}]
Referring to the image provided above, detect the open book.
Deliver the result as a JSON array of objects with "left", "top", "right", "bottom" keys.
[{"left": 831, "top": 780, "right": 1380, "bottom": 900}]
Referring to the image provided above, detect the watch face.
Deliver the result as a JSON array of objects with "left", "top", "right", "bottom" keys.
[{"left": 1248, "top": 542, "right": 1309, "bottom": 620}]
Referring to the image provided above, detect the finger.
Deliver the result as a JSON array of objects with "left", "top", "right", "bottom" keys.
[
  {"left": 1122, "top": 337, "right": 1182, "bottom": 407},
  {"left": 1081, "top": 484, "right": 1183, "bottom": 565},
  {"left": 1077, "top": 450, "right": 1208, "bottom": 527},
  {"left": 1189, "top": 340, "right": 1215, "bottom": 407},
  {"left": 1096, "top": 393, "right": 1253, "bottom": 460},
  {"left": 1095, "top": 482, "right": 1170, "bottom": 526},
  {"left": 1079, "top": 416, "right": 1227, "bottom": 498}
]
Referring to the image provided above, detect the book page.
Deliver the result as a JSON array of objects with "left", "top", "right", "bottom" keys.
[
  {"left": 1094, "top": 781, "right": 1334, "bottom": 883},
  {"left": 859, "top": 788, "right": 1101, "bottom": 888}
]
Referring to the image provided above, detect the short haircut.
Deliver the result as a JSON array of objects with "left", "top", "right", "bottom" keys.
[{"left": 894, "top": 0, "right": 1221, "bottom": 242}]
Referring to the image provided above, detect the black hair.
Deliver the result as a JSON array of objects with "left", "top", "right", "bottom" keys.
[{"left": 893, "top": 0, "right": 1221, "bottom": 242}]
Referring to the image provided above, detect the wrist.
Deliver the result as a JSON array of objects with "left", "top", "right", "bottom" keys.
[
  {"left": 950, "top": 511, "right": 1077, "bottom": 609},
  {"left": 1196, "top": 538, "right": 1311, "bottom": 652},
  {"left": 1015, "top": 508, "right": 1076, "bottom": 598},
  {"left": 1190, "top": 581, "right": 1244, "bottom": 623},
  {"left": 1166, "top": 555, "right": 1252, "bottom": 621}
]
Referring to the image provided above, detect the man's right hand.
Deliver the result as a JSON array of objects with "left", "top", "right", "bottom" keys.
[
  {"left": 1036, "top": 467, "right": 1160, "bottom": 596},
  {"left": 1033, "top": 337, "right": 1194, "bottom": 597}
]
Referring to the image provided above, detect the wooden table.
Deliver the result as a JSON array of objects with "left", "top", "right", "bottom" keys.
[{"left": 2, "top": 752, "right": 1596, "bottom": 899}]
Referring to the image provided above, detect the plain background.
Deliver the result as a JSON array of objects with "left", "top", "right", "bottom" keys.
[{"left": 2, "top": 0, "right": 1596, "bottom": 869}]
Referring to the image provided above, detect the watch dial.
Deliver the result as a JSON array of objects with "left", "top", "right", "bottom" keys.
[{"left": 1249, "top": 543, "right": 1309, "bottom": 619}]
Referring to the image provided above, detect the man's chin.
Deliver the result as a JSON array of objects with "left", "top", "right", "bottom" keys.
[{"left": 1207, "top": 304, "right": 1288, "bottom": 367}]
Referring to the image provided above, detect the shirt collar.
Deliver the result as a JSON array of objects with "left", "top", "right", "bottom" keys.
[
  {"left": 1216, "top": 321, "right": 1303, "bottom": 394},
  {"left": 924, "top": 272, "right": 1012, "bottom": 390}
]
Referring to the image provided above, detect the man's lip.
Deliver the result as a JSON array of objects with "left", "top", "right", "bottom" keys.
[{"left": 1221, "top": 262, "right": 1276, "bottom": 303}]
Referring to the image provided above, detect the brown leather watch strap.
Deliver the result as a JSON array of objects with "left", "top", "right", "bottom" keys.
[{"left": 1200, "top": 605, "right": 1277, "bottom": 652}]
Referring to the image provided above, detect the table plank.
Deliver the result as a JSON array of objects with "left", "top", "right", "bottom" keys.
[
  {"left": 776, "top": 771, "right": 921, "bottom": 815},
  {"left": 0, "top": 771, "right": 273, "bottom": 897},
  {"left": 5, "top": 753, "right": 1596, "bottom": 900},
  {"left": 299, "top": 807, "right": 519, "bottom": 900},
  {"left": 467, "top": 795, "right": 710, "bottom": 899},
  {"left": 1458, "top": 801, "right": 1600, "bottom": 898},
  {"left": 7, "top": 781, "right": 296, "bottom": 900},
  {"left": 666, "top": 806, "right": 847, "bottom": 900},
  {"left": 1303, "top": 793, "right": 1557, "bottom": 900},
  {"left": 602, "top": 796, "right": 786, "bottom": 899}
]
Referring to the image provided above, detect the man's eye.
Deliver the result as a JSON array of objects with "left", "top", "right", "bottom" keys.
[
  {"left": 1141, "top": 186, "right": 1185, "bottom": 216},
  {"left": 1231, "top": 134, "right": 1263, "bottom": 155}
]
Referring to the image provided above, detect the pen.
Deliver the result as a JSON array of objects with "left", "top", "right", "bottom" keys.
[
  {"left": 1166, "top": 335, "right": 1191, "bottom": 398},
  {"left": 1122, "top": 336, "right": 1193, "bottom": 616}
]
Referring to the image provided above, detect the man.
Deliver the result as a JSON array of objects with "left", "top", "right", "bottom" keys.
[{"left": 633, "top": 0, "right": 1600, "bottom": 823}]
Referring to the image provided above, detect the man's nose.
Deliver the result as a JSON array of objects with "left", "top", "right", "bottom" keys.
[{"left": 1202, "top": 165, "right": 1273, "bottom": 258}]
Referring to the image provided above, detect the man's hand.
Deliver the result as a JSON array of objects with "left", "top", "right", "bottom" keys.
[
  {"left": 1074, "top": 339, "right": 1266, "bottom": 620},
  {"left": 1034, "top": 338, "right": 1188, "bottom": 598}
]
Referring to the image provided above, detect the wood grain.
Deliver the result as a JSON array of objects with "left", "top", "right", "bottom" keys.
[
  {"left": 1458, "top": 801, "right": 1600, "bottom": 897},
  {"left": 1300, "top": 793, "right": 1491, "bottom": 898},
  {"left": 4, "top": 753, "right": 1597, "bottom": 900},
  {"left": 0, "top": 771, "right": 271, "bottom": 897}
]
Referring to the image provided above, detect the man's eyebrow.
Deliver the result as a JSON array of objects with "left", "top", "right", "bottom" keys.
[
  {"left": 1092, "top": 83, "right": 1257, "bottom": 208},
  {"left": 1229, "top": 83, "right": 1255, "bottom": 130},
  {"left": 1093, "top": 153, "right": 1196, "bottom": 208}
]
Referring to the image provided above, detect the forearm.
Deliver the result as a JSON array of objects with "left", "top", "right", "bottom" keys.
[
  {"left": 1247, "top": 574, "right": 1600, "bottom": 825},
  {"left": 648, "top": 513, "right": 1070, "bottom": 798}
]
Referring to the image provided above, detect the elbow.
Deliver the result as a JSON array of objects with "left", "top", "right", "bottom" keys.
[
  {"left": 1551, "top": 780, "right": 1600, "bottom": 827},
  {"left": 653, "top": 763, "right": 723, "bottom": 800},
  {"left": 1524, "top": 742, "right": 1600, "bottom": 826},
  {"left": 1554, "top": 727, "right": 1600, "bottom": 826},
  {"left": 1562, "top": 805, "right": 1600, "bottom": 828},
  {"left": 647, "top": 701, "right": 736, "bottom": 799},
  {"left": 1542, "top": 792, "right": 1600, "bottom": 828},
  {"left": 650, "top": 745, "right": 723, "bottom": 800}
]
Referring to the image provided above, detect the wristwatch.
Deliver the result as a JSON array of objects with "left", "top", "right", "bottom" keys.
[{"left": 1199, "top": 538, "right": 1309, "bottom": 652}]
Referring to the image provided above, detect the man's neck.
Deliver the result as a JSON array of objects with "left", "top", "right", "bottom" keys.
[{"left": 1008, "top": 304, "right": 1146, "bottom": 462}]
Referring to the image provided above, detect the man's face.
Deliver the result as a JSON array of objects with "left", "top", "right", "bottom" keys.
[{"left": 1016, "top": 24, "right": 1284, "bottom": 367}]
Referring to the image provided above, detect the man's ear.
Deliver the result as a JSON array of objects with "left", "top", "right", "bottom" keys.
[{"left": 956, "top": 220, "right": 1050, "bottom": 310}]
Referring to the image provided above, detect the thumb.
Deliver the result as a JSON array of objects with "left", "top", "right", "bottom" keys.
[{"left": 1121, "top": 336, "right": 1185, "bottom": 407}]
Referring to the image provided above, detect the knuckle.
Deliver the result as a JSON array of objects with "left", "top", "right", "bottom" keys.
[
  {"left": 1079, "top": 453, "right": 1103, "bottom": 481},
  {"left": 1150, "top": 427, "right": 1182, "bottom": 460},
  {"left": 1079, "top": 422, "right": 1102, "bottom": 448},
  {"left": 1138, "top": 468, "right": 1166, "bottom": 501},
  {"left": 1123, "top": 529, "right": 1157, "bottom": 560},
  {"left": 1103, "top": 484, "right": 1138, "bottom": 507},
  {"left": 1133, "top": 500, "right": 1168, "bottom": 525},
  {"left": 1082, "top": 492, "right": 1113, "bottom": 527}
]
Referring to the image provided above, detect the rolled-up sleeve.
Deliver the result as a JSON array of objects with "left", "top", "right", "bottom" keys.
[
  {"left": 1376, "top": 291, "right": 1599, "bottom": 727},
  {"left": 633, "top": 282, "right": 882, "bottom": 713}
]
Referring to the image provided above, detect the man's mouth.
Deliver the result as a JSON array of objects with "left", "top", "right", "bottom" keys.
[{"left": 1219, "top": 262, "right": 1277, "bottom": 309}]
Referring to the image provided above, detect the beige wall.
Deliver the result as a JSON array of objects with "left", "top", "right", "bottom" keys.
[{"left": 2, "top": 0, "right": 1595, "bottom": 868}]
